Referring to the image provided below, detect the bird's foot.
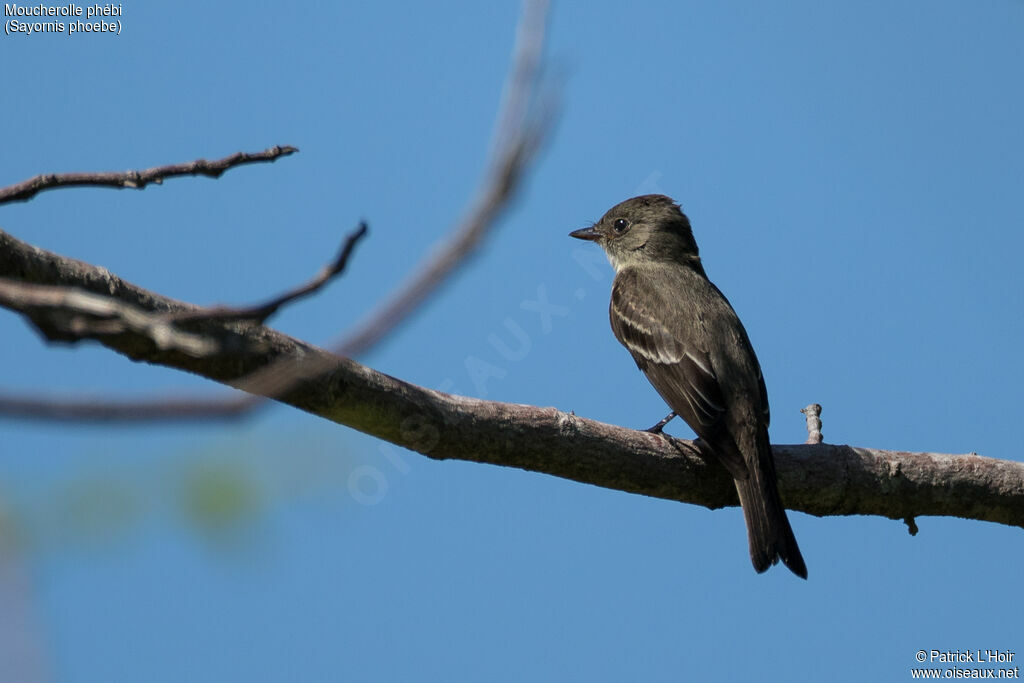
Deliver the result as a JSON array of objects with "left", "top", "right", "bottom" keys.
[{"left": 645, "top": 411, "right": 677, "bottom": 434}]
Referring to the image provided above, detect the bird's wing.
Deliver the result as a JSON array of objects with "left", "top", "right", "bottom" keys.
[
  {"left": 756, "top": 362, "right": 770, "bottom": 427},
  {"left": 609, "top": 269, "right": 747, "bottom": 478}
]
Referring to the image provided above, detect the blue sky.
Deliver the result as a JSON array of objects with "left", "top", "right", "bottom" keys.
[{"left": 2, "top": 1, "right": 1023, "bottom": 681}]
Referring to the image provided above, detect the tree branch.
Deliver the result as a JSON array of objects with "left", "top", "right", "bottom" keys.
[
  {"left": 0, "top": 146, "right": 298, "bottom": 205},
  {"left": 334, "top": 0, "right": 553, "bottom": 357},
  {"left": 0, "top": 0, "right": 553, "bottom": 421},
  {"left": 168, "top": 222, "right": 369, "bottom": 325},
  {"left": 0, "top": 222, "right": 368, "bottom": 421},
  {"left": 0, "top": 224, "right": 368, "bottom": 355},
  {"left": 0, "top": 279, "right": 219, "bottom": 357},
  {"left": 2, "top": 227, "right": 1022, "bottom": 530}
]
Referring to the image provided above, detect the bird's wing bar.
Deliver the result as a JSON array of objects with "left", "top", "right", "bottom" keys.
[
  {"left": 606, "top": 290, "right": 745, "bottom": 481},
  {"left": 609, "top": 270, "right": 749, "bottom": 479},
  {"left": 609, "top": 276, "right": 727, "bottom": 429}
]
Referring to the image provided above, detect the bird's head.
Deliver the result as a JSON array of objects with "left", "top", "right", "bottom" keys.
[{"left": 569, "top": 194, "right": 701, "bottom": 271}]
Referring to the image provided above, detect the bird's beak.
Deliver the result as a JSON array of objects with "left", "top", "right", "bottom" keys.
[{"left": 569, "top": 226, "right": 601, "bottom": 241}]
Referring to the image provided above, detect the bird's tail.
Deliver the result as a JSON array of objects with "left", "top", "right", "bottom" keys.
[{"left": 734, "top": 430, "right": 807, "bottom": 579}]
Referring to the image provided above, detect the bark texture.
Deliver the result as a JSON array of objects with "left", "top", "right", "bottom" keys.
[{"left": 2, "top": 228, "right": 1022, "bottom": 530}]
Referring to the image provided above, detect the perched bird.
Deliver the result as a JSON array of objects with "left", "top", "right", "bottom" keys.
[{"left": 570, "top": 194, "right": 807, "bottom": 578}]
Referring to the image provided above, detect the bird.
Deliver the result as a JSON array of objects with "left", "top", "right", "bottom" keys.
[{"left": 569, "top": 194, "right": 807, "bottom": 578}]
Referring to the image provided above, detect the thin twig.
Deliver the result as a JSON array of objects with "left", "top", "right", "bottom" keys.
[
  {"left": 0, "top": 395, "right": 254, "bottom": 422},
  {"left": 0, "top": 223, "right": 367, "bottom": 356},
  {"left": 170, "top": 222, "right": 369, "bottom": 325},
  {"left": 0, "top": 146, "right": 298, "bottom": 205},
  {"left": 801, "top": 403, "right": 823, "bottom": 444},
  {"left": 0, "top": 223, "right": 369, "bottom": 421},
  {"left": 335, "top": 0, "right": 552, "bottom": 357},
  {"left": 0, "top": 0, "right": 553, "bottom": 423}
]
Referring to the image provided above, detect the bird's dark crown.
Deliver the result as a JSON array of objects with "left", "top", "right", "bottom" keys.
[{"left": 584, "top": 194, "right": 702, "bottom": 268}]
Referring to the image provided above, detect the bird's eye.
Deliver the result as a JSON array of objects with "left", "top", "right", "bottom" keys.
[{"left": 613, "top": 218, "right": 630, "bottom": 233}]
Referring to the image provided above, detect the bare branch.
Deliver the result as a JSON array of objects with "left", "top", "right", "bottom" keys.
[
  {"left": 333, "top": 0, "right": 553, "bottom": 357},
  {"left": 0, "top": 278, "right": 219, "bottom": 357},
  {"left": 170, "top": 222, "right": 369, "bottom": 325},
  {"left": 1, "top": 228, "right": 1022, "bottom": 530},
  {"left": 802, "top": 403, "right": 823, "bottom": 444},
  {"left": 0, "top": 221, "right": 372, "bottom": 424},
  {"left": 0, "top": 0, "right": 554, "bottom": 422},
  {"left": 0, "top": 394, "right": 253, "bottom": 422},
  {"left": 0, "top": 222, "right": 366, "bottom": 355},
  {"left": 0, "top": 223, "right": 368, "bottom": 421},
  {"left": 0, "top": 146, "right": 298, "bottom": 205}
]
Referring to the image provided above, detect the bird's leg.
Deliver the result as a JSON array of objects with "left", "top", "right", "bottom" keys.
[{"left": 645, "top": 411, "right": 677, "bottom": 434}]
